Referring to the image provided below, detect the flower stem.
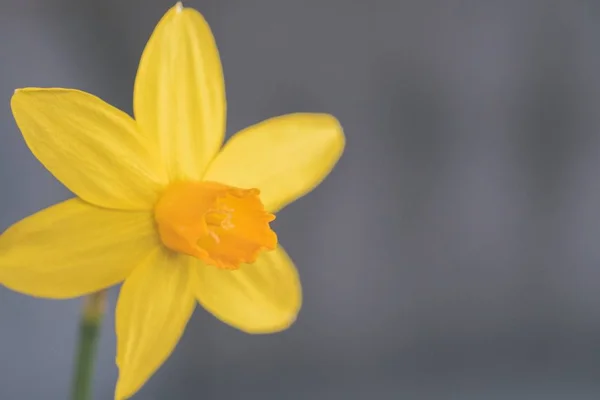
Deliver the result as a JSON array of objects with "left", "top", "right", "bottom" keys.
[{"left": 71, "top": 290, "right": 107, "bottom": 400}]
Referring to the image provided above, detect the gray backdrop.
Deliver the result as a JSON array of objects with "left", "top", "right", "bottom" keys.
[{"left": 1, "top": 0, "right": 600, "bottom": 399}]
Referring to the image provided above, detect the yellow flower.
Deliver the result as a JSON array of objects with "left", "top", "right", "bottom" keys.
[{"left": 0, "top": 3, "right": 344, "bottom": 399}]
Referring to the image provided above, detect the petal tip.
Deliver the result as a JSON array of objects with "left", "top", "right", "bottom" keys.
[
  {"left": 246, "top": 309, "right": 300, "bottom": 334},
  {"left": 323, "top": 113, "right": 343, "bottom": 131},
  {"left": 114, "top": 379, "right": 128, "bottom": 400},
  {"left": 317, "top": 113, "right": 346, "bottom": 151},
  {"left": 11, "top": 88, "right": 27, "bottom": 101},
  {"left": 10, "top": 88, "right": 39, "bottom": 107},
  {"left": 13, "top": 87, "right": 41, "bottom": 94}
]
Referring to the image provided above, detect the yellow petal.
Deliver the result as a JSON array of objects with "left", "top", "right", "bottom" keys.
[
  {"left": 134, "top": 3, "right": 226, "bottom": 181},
  {"left": 0, "top": 199, "right": 157, "bottom": 299},
  {"left": 115, "top": 249, "right": 195, "bottom": 400},
  {"left": 204, "top": 113, "right": 345, "bottom": 213},
  {"left": 193, "top": 246, "right": 302, "bottom": 334},
  {"left": 11, "top": 88, "right": 167, "bottom": 210}
]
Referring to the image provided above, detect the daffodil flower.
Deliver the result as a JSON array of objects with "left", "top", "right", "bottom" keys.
[{"left": 0, "top": 3, "right": 344, "bottom": 399}]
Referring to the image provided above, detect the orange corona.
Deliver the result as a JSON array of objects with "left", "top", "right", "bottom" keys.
[{"left": 154, "top": 181, "right": 277, "bottom": 269}]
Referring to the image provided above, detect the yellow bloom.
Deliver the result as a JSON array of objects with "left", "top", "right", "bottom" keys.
[{"left": 0, "top": 3, "right": 344, "bottom": 399}]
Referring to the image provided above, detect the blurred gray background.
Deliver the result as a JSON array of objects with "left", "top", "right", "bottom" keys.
[{"left": 2, "top": 0, "right": 600, "bottom": 399}]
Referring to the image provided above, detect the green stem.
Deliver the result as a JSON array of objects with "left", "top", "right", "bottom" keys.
[{"left": 71, "top": 290, "right": 107, "bottom": 400}]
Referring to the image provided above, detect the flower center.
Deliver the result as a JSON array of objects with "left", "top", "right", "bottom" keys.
[{"left": 154, "top": 181, "right": 277, "bottom": 269}]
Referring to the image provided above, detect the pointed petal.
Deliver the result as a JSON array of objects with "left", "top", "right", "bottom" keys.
[
  {"left": 204, "top": 113, "right": 345, "bottom": 213},
  {"left": 0, "top": 199, "right": 157, "bottom": 299},
  {"left": 193, "top": 246, "right": 302, "bottom": 334},
  {"left": 11, "top": 88, "right": 167, "bottom": 210},
  {"left": 134, "top": 4, "right": 226, "bottom": 180},
  {"left": 115, "top": 249, "right": 195, "bottom": 400}
]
